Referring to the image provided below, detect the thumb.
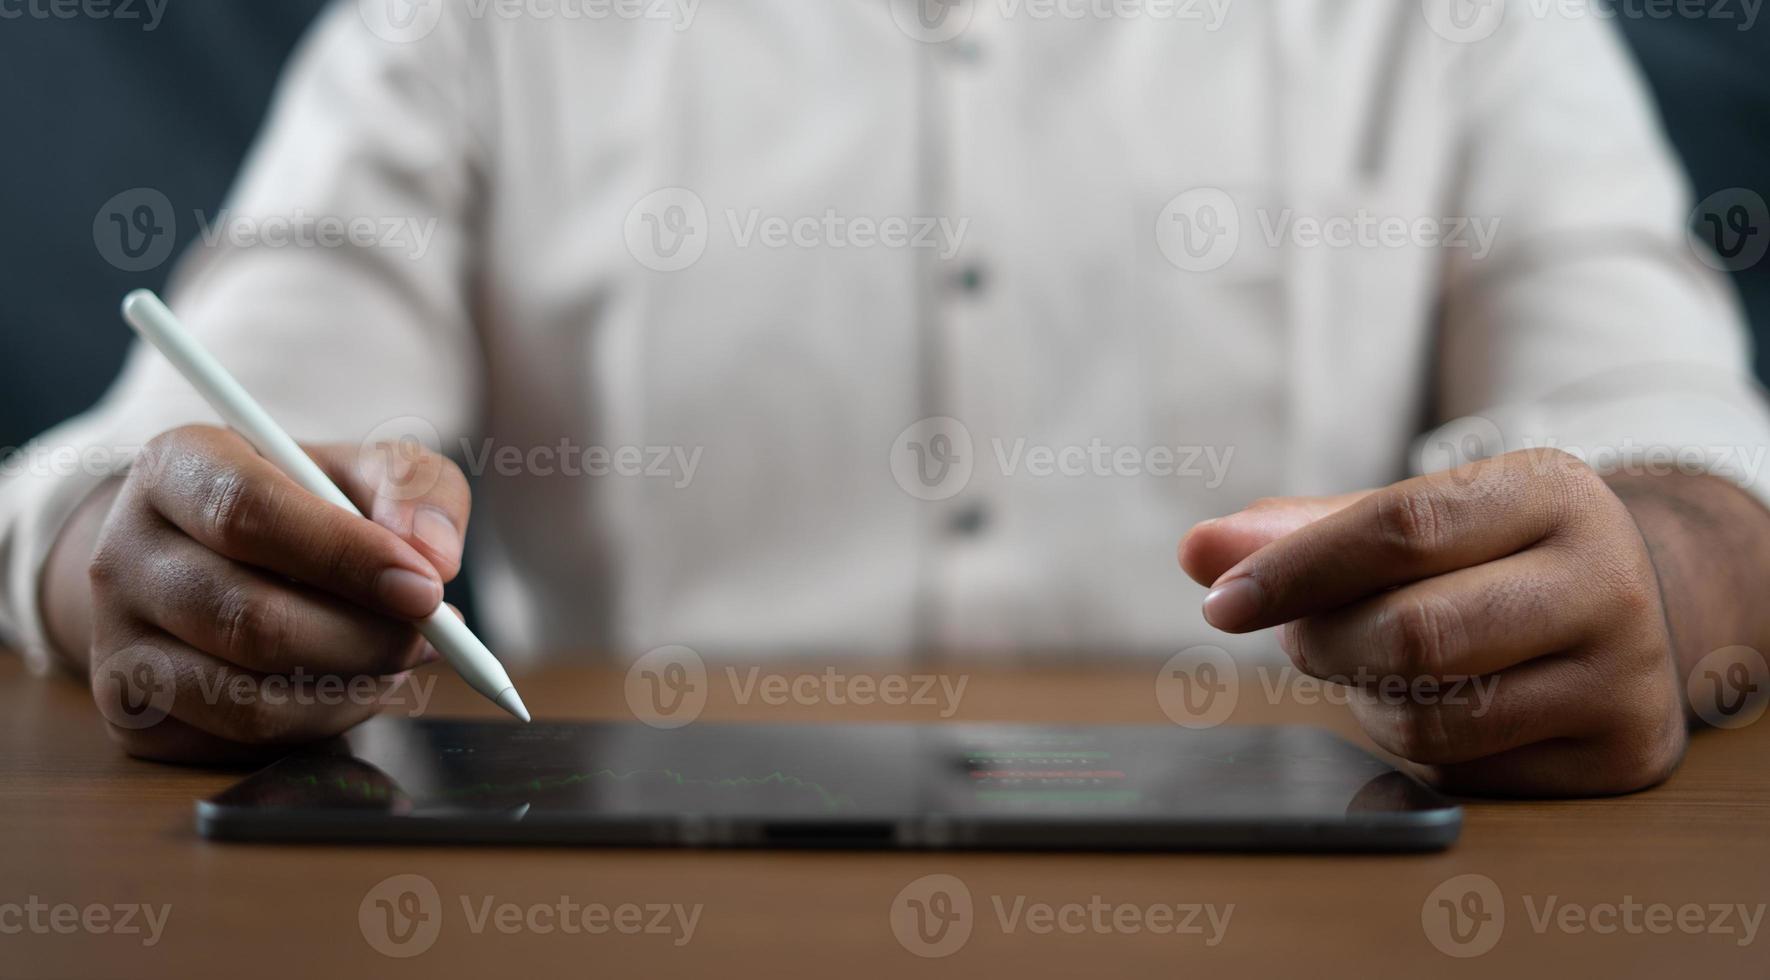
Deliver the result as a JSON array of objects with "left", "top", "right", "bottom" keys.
[
  {"left": 1179, "top": 491, "right": 1370, "bottom": 587},
  {"left": 305, "top": 439, "right": 473, "bottom": 583}
]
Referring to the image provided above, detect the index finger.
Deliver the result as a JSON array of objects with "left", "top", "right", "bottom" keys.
[
  {"left": 135, "top": 426, "right": 444, "bottom": 620},
  {"left": 1201, "top": 449, "right": 1602, "bottom": 633}
]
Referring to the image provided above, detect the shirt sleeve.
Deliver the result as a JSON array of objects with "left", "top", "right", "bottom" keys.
[
  {"left": 0, "top": 1, "right": 486, "bottom": 672},
  {"left": 1418, "top": 3, "right": 1770, "bottom": 509}
]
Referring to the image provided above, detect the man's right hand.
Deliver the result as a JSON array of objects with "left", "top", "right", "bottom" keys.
[{"left": 53, "top": 424, "right": 469, "bottom": 764}]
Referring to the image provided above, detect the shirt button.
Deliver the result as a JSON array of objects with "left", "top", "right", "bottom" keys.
[
  {"left": 951, "top": 264, "right": 988, "bottom": 296},
  {"left": 947, "top": 501, "right": 990, "bottom": 537}
]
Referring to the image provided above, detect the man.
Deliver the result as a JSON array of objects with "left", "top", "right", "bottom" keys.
[{"left": 3, "top": 0, "right": 1768, "bottom": 794}]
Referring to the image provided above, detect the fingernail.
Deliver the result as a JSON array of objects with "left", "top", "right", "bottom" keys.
[
  {"left": 1203, "top": 576, "right": 1264, "bottom": 631},
  {"left": 377, "top": 568, "right": 441, "bottom": 618},
  {"left": 417, "top": 643, "right": 442, "bottom": 665},
  {"left": 413, "top": 506, "right": 461, "bottom": 567}
]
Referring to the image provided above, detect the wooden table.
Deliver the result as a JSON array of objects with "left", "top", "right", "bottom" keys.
[{"left": 4, "top": 653, "right": 1766, "bottom": 979}]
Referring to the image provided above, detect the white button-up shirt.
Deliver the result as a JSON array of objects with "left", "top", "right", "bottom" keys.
[{"left": 5, "top": 0, "right": 1767, "bottom": 670}]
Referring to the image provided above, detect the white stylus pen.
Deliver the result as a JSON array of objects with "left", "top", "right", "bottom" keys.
[{"left": 121, "top": 290, "right": 530, "bottom": 723}]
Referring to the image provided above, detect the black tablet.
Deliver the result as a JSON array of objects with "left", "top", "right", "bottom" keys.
[{"left": 197, "top": 718, "right": 1461, "bottom": 851}]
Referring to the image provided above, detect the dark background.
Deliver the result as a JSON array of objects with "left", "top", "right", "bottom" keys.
[
  {"left": 1, "top": 0, "right": 1766, "bottom": 453},
  {"left": 0, "top": 0, "right": 329, "bottom": 448}
]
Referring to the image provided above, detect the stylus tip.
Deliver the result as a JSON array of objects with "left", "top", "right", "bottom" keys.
[{"left": 495, "top": 687, "right": 531, "bottom": 723}]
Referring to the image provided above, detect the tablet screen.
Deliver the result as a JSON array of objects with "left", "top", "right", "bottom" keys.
[{"left": 203, "top": 718, "right": 1457, "bottom": 849}]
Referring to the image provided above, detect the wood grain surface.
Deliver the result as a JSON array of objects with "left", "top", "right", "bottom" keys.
[{"left": 3, "top": 654, "right": 1765, "bottom": 979}]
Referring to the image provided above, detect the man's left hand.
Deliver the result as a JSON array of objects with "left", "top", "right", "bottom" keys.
[{"left": 1180, "top": 449, "right": 1688, "bottom": 796}]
